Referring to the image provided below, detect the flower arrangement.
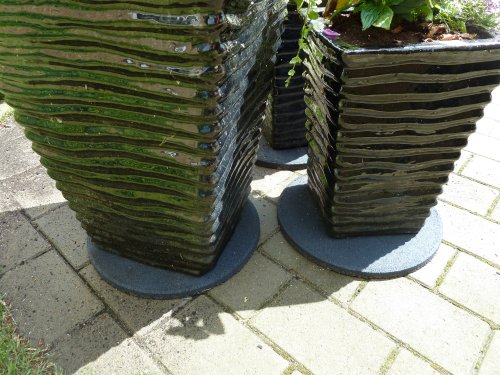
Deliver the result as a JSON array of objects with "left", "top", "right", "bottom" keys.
[{"left": 287, "top": 0, "right": 500, "bottom": 83}]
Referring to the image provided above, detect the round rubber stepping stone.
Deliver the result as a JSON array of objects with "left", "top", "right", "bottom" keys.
[
  {"left": 278, "top": 176, "right": 442, "bottom": 279},
  {"left": 88, "top": 200, "right": 260, "bottom": 298}
]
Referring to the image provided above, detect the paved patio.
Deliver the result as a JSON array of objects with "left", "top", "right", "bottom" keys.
[{"left": 0, "top": 87, "right": 499, "bottom": 375}]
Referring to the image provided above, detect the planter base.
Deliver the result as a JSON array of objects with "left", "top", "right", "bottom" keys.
[
  {"left": 256, "top": 137, "right": 308, "bottom": 170},
  {"left": 88, "top": 200, "right": 259, "bottom": 299},
  {"left": 278, "top": 176, "right": 442, "bottom": 279}
]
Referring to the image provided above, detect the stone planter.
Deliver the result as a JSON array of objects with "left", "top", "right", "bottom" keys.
[
  {"left": 278, "top": 20, "right": 500, "bottom": 278},
  {"left": 0, "top": 0, "right": 286, "bottom": 286},
  {"left": 303, "top": 23, "right": 500, "bottom": 237}
]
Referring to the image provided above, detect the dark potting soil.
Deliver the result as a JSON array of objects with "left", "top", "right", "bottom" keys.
[{"left": 327, "top": 13, "right": 492, "bottom": 48}]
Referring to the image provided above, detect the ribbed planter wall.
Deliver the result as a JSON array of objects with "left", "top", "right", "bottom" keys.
[
  {"left": 303, "top": 26, "right": 500, "bottom": 237},
  {"left": 0, "top": 0, "right": 286, "bottom": 275},
  {"left": 263, "top": 3, "right": 307, "bottom": 149}
]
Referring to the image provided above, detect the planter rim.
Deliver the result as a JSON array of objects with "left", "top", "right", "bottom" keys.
[{"left": 306, "top": 9, "right": 500, "bottom": 55}]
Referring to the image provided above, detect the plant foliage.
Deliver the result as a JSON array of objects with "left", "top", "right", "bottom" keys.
[{"left": 285, "top": 0, "right": 500, "bottom": 85}]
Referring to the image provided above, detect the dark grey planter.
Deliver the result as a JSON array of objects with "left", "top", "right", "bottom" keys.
[
  {"left": 0, "top": 0, "right": 286, "bottom": 282},
  {"left": 303, "top": 21, "right": 500, "bottom": 237},
  {"left": 262, "top": 3, "right": 308, "bottom": 150}
]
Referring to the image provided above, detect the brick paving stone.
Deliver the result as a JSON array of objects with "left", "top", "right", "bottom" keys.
[
  {"left": 351, "top": 278, "right": 490, "bottom": 374},
  {"left": 142, "top": 295, "right": 289, "bottom": 375},
  {"left": 437, "top": 201, "right": 500, "bottom": 266},
  {"left": 0, "top": 115, "right": 23, "bottom": 144},
  {"left": 0, "top": 211, "right": 51, "bottom": 275},
  {"left": 0, "top": 251, "right": 103, "bottom": 345},
  {"left": 410, "top": 243, "right": 456, "bottom": 288},
  {"left": 453, "top": 150, "right": 473, "bottom": 172},
  {"left": 80, "top": 265, "right": 187, "bottom": 334},
  {"left": 0, "top": 135, "right": 40, "bottom": 181},
  {"left": 491, "top": 202, "right": 500, "bottom": 222},
  {"left": 262, "top": 232, "right": 361, "bottom": 305},
  {"left": 483, "top": 102, "right": 500, "bottom": 121},
  {"left": 476, "top": 117, "right": 500, "bottom": 140},
  {"left": 252, "top": 280, "right": 395, "bottom": 375},
  {"left": 465, "top": 133, "right": 500, "bottom": 162},
  {"left": 51, "top": 313, "right": 163, "bottom": 374},
  {"left": 439, "top": 252, "right": 500, "bottom": 325},
  {"left": 251, "top": 167, "right": 295, "bottom": 201},
  {"left": 209, "top": 252, "right": 293, "bottom": 319},
  {"left": 387, "top": 349, "right": 440, "bottom": 375},
  {"left": 480, "top": 331, "right": 500, "bottom": 375},
  {"left": 265, "top": 174, "right": 302, "bottom": 204},
  {"left": 462, "top": 155, "right": 500, "bottom": 188},
  {"left": 2, "top": 166, "right": 66, "bottom": 219},
  {"left": 440, "top": 173, "right": 499, "bottom": 215},
  {"left": 249, "top": 193, "right": 279, "bottom": 245},
  {"left": 0, "top": 184, "right": 20, "bottom": 214},
  {"left": 34, "top": 204, "right": 89, "bottom": 269}
]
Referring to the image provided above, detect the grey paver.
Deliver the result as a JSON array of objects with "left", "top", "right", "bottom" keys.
[
  {"left": 483, "top": 102, "right": 500, "bottom": 121},
  {"left": 262, "top": 232, "right": 361, "bottom": 304},
  {"left": 351, "top": 278, "right": 490, "bottom": 374},
  {"left": 439, "top": 252, "right": 500, "bottom": 325},
  {"left": 387, "top": 349, "right": 440, "bottom": 375},
  {"left": 249, "top": 193, "right": 279, "bottom": 245},
  {"left": 480, "top": 331, "right": 500, "bottom": 375},
  {"left": 437, "top": 201, "right": 500, "bottom": 266},
  {"left": 491, "top": 202, "right": 500, "bottom": 222},
  {"left": 476, "top": 117, "right": 500, "bottom": 140},
  {"left": 0, "top": 211, "right": 51, "bottom": 275},
  {"left": 80, "top": 264, "right": 187, "bottom": 334},
  {"left": 251, "top": 166, "right": 296, "bottom": 202},
  {"left": 2, "top": 166, "right": 66, "bottom": 219},
  {"left": 462, "top": 155, "right": 500, "bottom": 188},
  {"left": 453, "top": 150, "right": 473, "bottom": 172},
  {"left": 0, "top": 135, "right": 40, "bottom": 181},
  {"left": 0, "top": 187, "right": 20, "bottom": 216},
  {"left": 465, "top": 133, "right": 500, "bottom": 162},
  {"left": 251, "top": 280, "right": 395, "bottom": 375},
  {"left": 440, "top": 173, "right": 499, "bottom": 215},
  {"left": 0, "top": 114, "right": 23, "bottom": 144},
  {"left": 51, "top": 313, "right": 163, "bottom": 375},
  {"left": 0, "top": 250, "right": 103, "bottom": 345},
  {"left": 410, "top": 243, "right": 456, "bottom": 288},
  {"left": 209, "top": 252, "right": 293, "bottom": 319},
  {"left": 142, "top": 295, "right": 289, "bottom": 375},
  {"left": 34, "top": 204, "right": 89, "bottom": 269}
]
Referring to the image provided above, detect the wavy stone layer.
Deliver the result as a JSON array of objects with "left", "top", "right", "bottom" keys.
[
  {"left": 263, "top": 4, "right": 307, "bottom": 149},
  {"left": 0, "top": 0, "right": 286, "bottom": 275},
  {"left": 303, "top": 28, "right": 500, "bottom": 237}
]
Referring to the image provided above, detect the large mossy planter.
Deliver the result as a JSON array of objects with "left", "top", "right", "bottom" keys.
[
  {"left": 0, "top": 0, "right": 286, "bottom": 277},
  {"left": 263, "top": 3, "right": 307, "bottom": 150},
  {"left": 303, "top": 23, "right": 500, "bottom": 237}
]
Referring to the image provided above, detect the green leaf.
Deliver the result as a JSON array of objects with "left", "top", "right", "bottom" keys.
[
  {"left": 373, "top": 6, "right": 394, "bottom": 29},
  {"left": 288, "top": 69, "right": 296, "bottom": 76},
  {"left": 295, "top": 0, "right": 305, "bottom": 9},
  {"left": 308, "top": 10, "right": 319, "bottom": 20},
  {"left": 360, "top": 3, "right": 385, "bottom": 30},
  {"left": 392, "top": 0, "right": 426, "bottom": 15},
  {"left": 289, "top": 56, "right": 303, "bottom": 65}
]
